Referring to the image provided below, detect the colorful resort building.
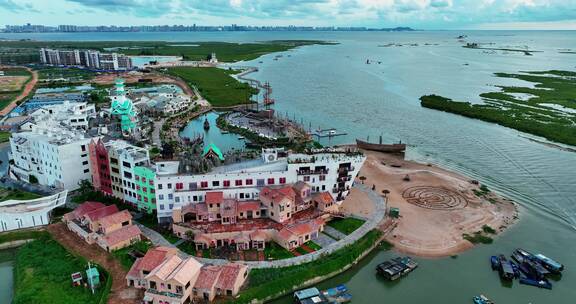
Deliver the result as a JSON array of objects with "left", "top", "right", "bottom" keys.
[
  {"left": 126, "top": 246, "right": 248, "bottom": 303},
  {"left": 171, "top": 181, "right": 337, "bottom": 251},
  {"left": 63, "top": 201, "right": 142, "bottom": 252}
]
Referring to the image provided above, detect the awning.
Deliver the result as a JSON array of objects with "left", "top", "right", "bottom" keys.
[{"left": 143, "top": 295, "right": 153, "bottom": 301}]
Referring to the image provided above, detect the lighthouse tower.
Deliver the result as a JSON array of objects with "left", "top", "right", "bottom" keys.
[{"left": 110, "top": 78, "right": 137, "bottom": 135}]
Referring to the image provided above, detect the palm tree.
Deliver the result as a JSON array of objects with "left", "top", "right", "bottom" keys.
[
  {"left": 359, "top": 176, "right": 366, "bottom": 184},
  {"left": 381, "top": 189, "right": 390, "bottom": 198}
]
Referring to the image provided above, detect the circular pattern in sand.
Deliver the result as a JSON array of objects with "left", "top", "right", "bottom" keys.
[{"left": 402, "top": 186, "right": 468, "bottom": 210}]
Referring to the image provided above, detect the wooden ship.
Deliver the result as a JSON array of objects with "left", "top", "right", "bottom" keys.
[{"left": 356, "top": 135, "right": 406, "bottom": 153}]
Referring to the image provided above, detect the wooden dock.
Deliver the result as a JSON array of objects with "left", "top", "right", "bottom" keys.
[{"left": 309, "top": 128, "right": 347, "bottom": 138}]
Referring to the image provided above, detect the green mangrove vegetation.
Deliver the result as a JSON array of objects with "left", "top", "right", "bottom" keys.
[
  {"left": 166, "top": 67, "right": 257, "bottom": 107},
  {"left": 420, "top": 70, "right": 576, "bottom": 147}
]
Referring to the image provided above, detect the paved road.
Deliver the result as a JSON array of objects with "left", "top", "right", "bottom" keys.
[
  {"left": 151, "top": 118, "right": 166, "bottom": 147},
  {"left": 138, "top": 183, "right": 387, "bottom": 269}
]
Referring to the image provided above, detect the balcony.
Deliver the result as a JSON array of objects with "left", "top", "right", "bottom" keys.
[
  {"left": 337, "top": 175, "right": 352, "bottom": 182},
  {"left": 297, "top": 169, "right": 329, "bottom": 175},
  {"left": 145, "top": 288, "right": 184, "bottom": 300}
]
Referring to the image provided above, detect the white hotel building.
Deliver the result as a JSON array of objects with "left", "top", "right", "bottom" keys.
[
  {"left": 9, "top": 126, "right": 95, "bottom": 191},
  {"left": 153, "top": 148, "right": 365, "bottom": 223},
  {"left": 0, "top": 190, "right": 67, "bottom": 232}
]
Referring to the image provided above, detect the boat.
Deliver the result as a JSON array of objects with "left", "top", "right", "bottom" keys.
[
  {"left": 203, "top": 118, "right": 210, "bottom": 130},
  {"left": 534, "top": 253, "right": 564, "bottom": 273},
  {"left": 321, "top": 284, "right": 352, "bottom": 303},
  {"left": 376, "top": 256, "right": 418, "bottom": 281},
  {"left": 490, "top": 256, "right": 500, "bottom": 270},
  {"left": 511, "top": 248, "right": 533, "bottom": 264},
  {"left": 473, "top": 295, "right": 494, "bottom": 304},
  {"left": 497, "top": 255, "right": 515, "bottom": 281},
  {"left": 356, "top": 137, "right": 406, "bottom": 153},
  {"left": 519, "top": 275, "right": 552, "bottom": 289},
  {"left": 238, "top": 136, "right": 245, "bottom": 140},
  {"left": 510, "top": 261, "right": 521, "bottom": 278}
]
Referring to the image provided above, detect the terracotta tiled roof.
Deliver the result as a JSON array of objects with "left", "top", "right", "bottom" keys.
[
  {"left": 292, "top": 181, "right": 309, "bottom": 192},
  {"left": 237, "top": 201, "right": 261, "bottom": 212},
  {"left": 313, "top": 192, "right": 334, "bottom": 204},
  {"left": 127, "top": 257, "right": 143, "bottom": 278},
  {"left": 138, "top": 247, "right": 177, "bottom": 272},
  {"left": 64, "top": 201, "right": 106, "bottom": 221},
  {"left": 194, "top": 233, "right": 214, "bottom": 244},
  {"left": 194, "top": 266, "right": 221, "bottom": 290},
  {"left": 167, "top": 257, "right": 203, "bottom": 285},
  {"left": 277, "top": 218, "right": 324, "bottom": 241},
  {"left": 146, "top": 255, "right": 183, "bottom": 281},
  {"left": 260, "top": 186, "right": 295, "bottom": 205},
  {"left": 216, "top": 264, "right": 247, "bottom": 291},
  {"left": 99, "top": 210, "right": 132, "bottom": 228},
  {"left": 102, "top": 224, "right": 141, "bottom": 246},
  {"left": 206, "top": 191, "right": 224, "bottom": 205},
  {"left": 85, "top": 205, "right": 119, "bottom": 222}
]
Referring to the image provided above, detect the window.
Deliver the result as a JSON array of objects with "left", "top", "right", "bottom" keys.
[
  {"left": 142, "top": 177, "right": 146, "bottom": 183},
  {"left": 279, "top": 177, "right": 286, "bottom": 184},
  {"left": 168, "top": 183, "right": 172, "bottom": 189},
  {"left": 235, "top": 180, "right": 242, "bottom": 186},
  {"left": 83, "top": 169, "right": 89, "bottom": 173},
  {"left": 223, "top": 180, "right": 230, "bottom": 187},
  {"left": 81, "top": 144, "right": 86, "bottom": 152},
  {"left": 267, "top": 178, "right": 275, "bottom": 185},
  {"left": 245, "top": 179, "right": 253, "bottom": 185},
  {"left": 240, "top": 193, "right": 245, "bottom": 199},
  {"left": 82, "top": 160, "right": 89, "bottom": 165},
  {"left": 212, "top": 180, "right": 220, "bottom": 187},
  {"left": 200, "top": 181, "right": 208, "bottom": 188},
  {"left": 189, "top": 182, "right": 197, "bottom": 190},
  {"left": 124, "top": 172, "right": 132, "bottom": 179},
  {"left": 159, "top": 205, "right": 164, "bottom": 210},
  {"left": 149, "top": 180, "right": 154, "bottom": 186},
  {"left": 158, "top": 184, "right": 163, "bottom": 190},
  {"left": 319, "top": 175, "right": 326, "bottom": 181},
  {"left": 175, "top": 197, "right": 180, "bottom": 203},
  {"left": 111, "top": 167, "right": 119, "bottom": 174},
  {"left": 122, "top": 161, "right": 131, "bottom": 168},
  {"left": 257, "top": 179, "right": 265, "bottom": 186},
  {"left": 304, "top": 176, "right": 310, "bottom": 182},
  {"left": 135, "top": 176, "right": 140, "bottom": 181},
  {"left": 159, "top": 194, "right": 164, "bottom": 200},
  {"left": 176, "top": 182, "right": 183, "bottom": 190},
  {"left": 168, "top": 194, "right": 173, "bottom": 199}
]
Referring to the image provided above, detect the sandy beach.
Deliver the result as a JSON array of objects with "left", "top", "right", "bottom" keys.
[{"left": 341, "top": 150, "right": 518, "bottom": 258}]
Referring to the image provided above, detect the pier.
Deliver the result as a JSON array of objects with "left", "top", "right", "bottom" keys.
[{"left": 309, "top": 128, "right": 347, "bottom": 138}]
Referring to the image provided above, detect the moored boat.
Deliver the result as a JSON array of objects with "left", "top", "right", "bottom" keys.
[
  {"left": 473, "top": 295, "right": 494, "bottom": 304},
  {"left": 356, "top": 138, "right": 406, "bottom": 153},
  {"left": 321, "top": 284, "right": 352, "bottom": 303},
  {"left": 490, "top": 256, "right": 500, "bottom": 270},
  {"left": 519, "top": 275, "right": 553, "bottom": 289},
  {"left": 203, "top": 118, "right": 210, "bottom": 130},
  {"left": 376, "top": 256, "right": 418, "bottom": 281},
  {"left": 498, "top": 255, "right": 515, "bottom": 281},
  {"left": 534, "top": 253, "right": 564, "bottom": 273}
]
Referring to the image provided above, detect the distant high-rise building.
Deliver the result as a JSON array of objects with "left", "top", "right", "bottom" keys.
[{"left": 39, "top": 48, "right": 133, "bottom": 71}]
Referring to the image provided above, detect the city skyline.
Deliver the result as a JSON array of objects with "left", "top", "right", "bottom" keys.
[{"left": 0, "top": 0, "right": 575, "bottom": 30}]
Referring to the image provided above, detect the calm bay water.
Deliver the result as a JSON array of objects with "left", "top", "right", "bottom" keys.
[{"left": 3, "top": 31, "right": 576, "bottom": 303}]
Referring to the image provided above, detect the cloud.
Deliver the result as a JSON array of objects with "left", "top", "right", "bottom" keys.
[
  {"left": 0, "top": 0, "right": 38, "bottom": 12},
  {"left": 67, "top": 0, "right": 173, "bottom": 17}
]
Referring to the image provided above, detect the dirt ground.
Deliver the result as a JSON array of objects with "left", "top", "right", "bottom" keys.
[
  {"left": 0, "top": 76, "right": 28, "bottom": 92},
  {"left": 92, "top": 71, "right": 195, "bottom": 96},
  {"left": 344, "top": 150, "right": 518, "bottom": 258},
  {"left": 0, "top": 67, "right": 37, "bottom": 116},
  {"left": 48, "top": 223, "right": 141, "bottom": 304}
]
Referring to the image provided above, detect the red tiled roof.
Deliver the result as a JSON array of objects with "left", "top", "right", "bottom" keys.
[
  {"left": 194, "top": 234, "right": 214, "bottom": 244},
  {"left": 249, "top": 229, "right": 267, "bottom": 240},
  {"left": 139, "top": 247, "right": 176, "bottom": 272},
  {"left": 313, "top": 192, "right": 334, "bottom": 204},
  {"left": 99, "top": 210, "right": 132, "bottom": 228},
  {"left": 206, "top": 191, "right": 223, "bottom": 205},
  {"left": 277, "top": 218, "right": 324, "bottom": 241},
  {"left": 292, "top": 181, "right": 309, "bottom": 192},
  {"left": 85, "top": 205, "right": 119, "bottom": 222},
  {"left": 237, "top": 201, "right": 261, "bottom": 212},
  {"left": 194, "top": 266, "right": 221, "bottom": 290},
  {"left": 103, "top": 225, "right": 141, "bottom": 246},
  {"left": 216, "top": 264, "right": 247, "bottom": 291},
  {"left": 127, "top": 257, "right": 143, "bottom": 278},
  {"left": 260, "top": 186, "right": 295, "bottom": 205},
  {"left": 64, "top": 201, "right": 106, "bottom": 221}
]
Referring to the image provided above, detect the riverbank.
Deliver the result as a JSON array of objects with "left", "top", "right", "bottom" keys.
[{"left": 348, "top": 150, "right": 517, "bottom": 258}]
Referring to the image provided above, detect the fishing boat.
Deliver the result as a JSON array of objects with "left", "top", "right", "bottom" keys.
[
  {"left": 376, "top": 256, "right": 418, "bottom": 281},
  {"left": 356, "top": 136, "right": 406, "bottom": 153},
  {"left": 473, "top": 295, "right": 494, "bottom": 304},
  {"left": 534, "top": 253, "right": 564, "bottom": 273},
  {"left": 321, "top": 284, "right": 352, "bottom": 303},
  {"left": 203, "top": 118, "right": 210, "bottom": 130},
  {"left": 511, "top": 248, "right": 533, "bottom": 264},
  {"left": 519, "top": 275, "right": 552, "bottom": 289},
  {"left": 498, "top": 255, "right": 515, "bottom": 281},
  {"left": 490, "top": 256, "right": 500, "bottom": 270}
]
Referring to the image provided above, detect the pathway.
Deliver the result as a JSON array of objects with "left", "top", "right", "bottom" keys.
[
  {"left": 313, "top": 232, "right": 337, "bottom": 247},
  {"left": 48, "top": 223, "right": 141, "bottom": 304},
  {"left": 322, "top": 226, "right": 347, "bottom": 240},
  {"left": 151, "top": 117, "right": 166, "bottom": 147},
  {"left": 137, "top": 183, "right": 386, "bottom": 269}
]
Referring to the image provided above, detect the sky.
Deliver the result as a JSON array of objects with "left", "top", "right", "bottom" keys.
[{"left": 0, "top": 0, "right": 575, "bottom": 30}]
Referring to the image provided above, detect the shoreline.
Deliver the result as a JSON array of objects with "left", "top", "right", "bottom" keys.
[{"left": 341, "top": 150, "right": 518, "bottom": 258}]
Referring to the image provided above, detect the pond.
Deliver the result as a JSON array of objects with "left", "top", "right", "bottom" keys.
[
  {"left": 0, "top": 249, "right": 17, "bottom": 304},
  {"left": 179, "top": 111, "right": 247, "bottom": 154}
]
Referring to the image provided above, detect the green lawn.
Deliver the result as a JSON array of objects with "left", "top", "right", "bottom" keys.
[
  {"left": 327, "top": 218, "right": 366, "bottom": 235},
  {"left": 13, "top": 235, "right": 109, "bottom": 304},
  {"left": 0, "top": 230, "right": 48, "bottom": 244},
  {"left": 167, "top": 67, "right": 257, "bottom": 107},
  {"left": 0, "top": 187, "right": 42, "bottom": 202},
  {"left": 0, "top": 131, "right": 10, "bottom": 143},
  {"left": 36, "top": 67, "right": 96, "bottom": 81},
  {"left": 305, "top": 241, "right": 322, "bottom": 251},
  {"left": 111, "top": 240, "right": 152, "bottom": 270},
  {"left": 235, "top": 230, "right": 384, "bottom": 303},
  {"left": 420, "top": 70, "right": 576, "bottom": 147},
  {"left": 264, "top": 242, "right": 294, "bottom": 260}
]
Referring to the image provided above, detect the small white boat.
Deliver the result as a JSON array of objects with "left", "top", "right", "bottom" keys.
[{"left": 238, "top": 136, "right": 245, "bottom": 140}]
